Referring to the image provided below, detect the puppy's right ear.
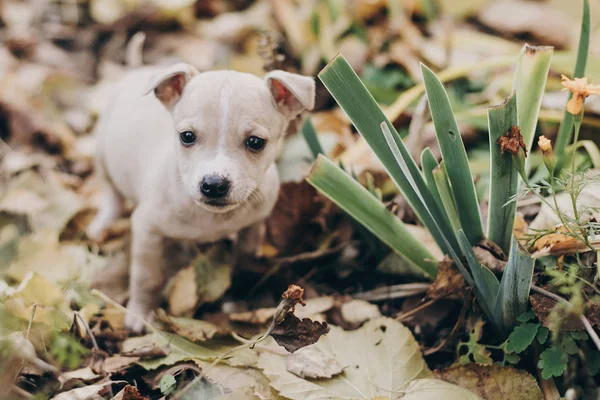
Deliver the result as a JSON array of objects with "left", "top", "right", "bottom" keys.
[{"left": 144, "top": 63, "right": 199, "bottom": 110}]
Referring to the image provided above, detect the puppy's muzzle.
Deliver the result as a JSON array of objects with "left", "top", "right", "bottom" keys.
[{"left": 200, "top": 174, "right": 230, "bottom": 199}]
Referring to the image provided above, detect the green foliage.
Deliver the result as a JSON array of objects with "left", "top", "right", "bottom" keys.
[
  {"left": 361, "top": 64, "right": 413, "bottom": 105},
  {"left": 301, "top": 118, "right": 324, "bottom": 159},
  {"left": 505, "top": 323, "right": 540, "bottom": 354},
  {"left": 588, "top": 350, "right": 600, "bottom": 375},
  {"left": 537, "top": 327, "right": 549, "bottom": 345},
  {"left": 160, "top": 374, "right": 178, "bottom": 396},
  {"left": 537, "top": 347, "right": 568, "bottom": 380},
  {"left": 49, "top": 332, "right": 87, "bottom": 370}
]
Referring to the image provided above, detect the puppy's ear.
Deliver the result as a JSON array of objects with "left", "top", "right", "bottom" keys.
[
  {"left": 144, "top": 63, "right": 199, "bottom": 109},
  {"left": 264, "top": 70, "right": 315, "bottom": 119}
]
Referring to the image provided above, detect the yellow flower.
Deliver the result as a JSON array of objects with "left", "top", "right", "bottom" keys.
[
  {"left": 538, "top": 135, "right": 555, "bottom": 173},
  {"left": 561, "top": 75, "right": 600, "bottom": 115},
  {"left": 538, "top": 135, "right": 552, "bottom": 153}
]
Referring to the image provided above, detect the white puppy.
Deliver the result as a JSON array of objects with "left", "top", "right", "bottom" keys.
[{"left": 87, "top": 63, "right": 315, "bottom": 331}]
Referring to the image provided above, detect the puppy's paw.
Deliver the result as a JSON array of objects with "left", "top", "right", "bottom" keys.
[{"left": 124, "top": 301, "right": 151, "bottom": 333}]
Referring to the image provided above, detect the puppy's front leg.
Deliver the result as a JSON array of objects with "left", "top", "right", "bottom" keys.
[{"left": 124, "top": 211, "right": 165, "bottom": 332}]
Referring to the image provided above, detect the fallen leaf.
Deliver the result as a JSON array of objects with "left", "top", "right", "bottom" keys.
[
  {"left": 230, "top": 308, "right": 277, "bottom": 325},
  {"left": 155, "top": 309, "right": 230, "bottom": 342},
  {"left": 270, "top": 312, "right": 330, "bottom": 353},
  {"left": 168, "top": 250, "right": 232, "bottom": 316},
  {"left": 51, "top": 381, "right": 126, "bottom": 400},
  {"left": 435, "top": 364, "right": 542, "bottom": 400},
  {"left": 259, "top": 317, "right": 431, "bottom": 399},
  {"left": 426, "top": 257, "right": 467, "bottom": 300},
  {"left": 294, "top": 296, "right": 334, "bottom": 319},
  {"left": 399, "top": 378, "right": 481, "bottom": 400},
  {"left": 285, "top": 345, "right": 344, "bottom": 379},
  {"left": 340, "top": 299, "right": 381, "bottom": 325},
  {"left": 58, "top": 367, "right": 101, "bottom": 387},
  {"left": 110, "top": 385, "right": 146, "bottom": 400}
]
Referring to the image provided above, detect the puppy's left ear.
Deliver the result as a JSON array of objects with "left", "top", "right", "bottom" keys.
[
  {"left": 144, "top": 63, "right": 199, "bottom": 110},
  {"left": 264, "top": 70, "right": 315, "bottom": 119}
]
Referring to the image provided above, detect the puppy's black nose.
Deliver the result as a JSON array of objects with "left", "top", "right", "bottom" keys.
[{"left": 200, "top": 174, "right": 230, "bottom": 198}]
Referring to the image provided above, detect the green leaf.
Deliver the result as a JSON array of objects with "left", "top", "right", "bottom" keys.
[
  {"left": 538, "top": 347, "right": 568, "bottom": 379},
  {"left": 160, "top": 374, "right": 177, "bottom": 396},
  {"left": 561, "top": 336, "right": 579, "bottom": 355},
  {"left": 318, "top": 55, "right": 459, "bottom": 257},
  {"left": 433, "top": 163, "right": 462, "bottom": 233},
  {"left": 512, "top": 44, "right": 553, "bottom": 166},
  {"left": 487, "top": 93, "right": 519, "bottom": 254},
  {"left": 554, "top": 0, "right": 590, "bottom": 169},
  {"left": 458, "top": 230, "right": 500, "bottom": 327},
  {"left": 421, "top": 64, "right": 483, "bottom": 245},
  {"left": 537, "top": 326, "right": 549, "bottom": 345},
  {"left": 571, "top": 331, "right": 588, "bottom": 341},
  {"left": 506, "top": 323, "right": 540, "bottom": 354},
  {"left": 307, "top": 155, "right": 438, "bottom": 277},
  {"left": 421, "top": 148, "right": 446, "bottom": 216},
  {"left": 517, "top": 310, "right": 536, "bottom": 323},
  {"left": 504, "top": 353, "right": 521, "bottom": 364},
  {"left": 49, "top": 333, "right": 88, "bottom": 370},
  {"left": 495, "top": 238, "right": 535, "bottom": 330},
  {"left": 301, "top": 118, "right": 324, "bottom": 159}
]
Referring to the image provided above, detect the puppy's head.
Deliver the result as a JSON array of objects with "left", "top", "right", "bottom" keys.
[{"left": 146, "top": 64, "right": 315, "bottom": 213}]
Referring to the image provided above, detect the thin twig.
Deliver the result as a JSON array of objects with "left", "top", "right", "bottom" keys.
[
  {"left": 74, "top": 312, "right": 99, "bottom": 351},
  {"left": 396, "top": 298, "right": 438, "bottom": 322},
  {"left": 424, "top": 295, "right": 469, "bottom": 356},
  {"left": 531, "top": 284, "right": 600, "bottom": 351},
  {"left": 354, "top": 283, "right": 430, "bottom": 302}
]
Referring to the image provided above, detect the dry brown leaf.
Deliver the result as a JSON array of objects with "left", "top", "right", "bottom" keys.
[
  {"left": 426, "top": 257, "right": 467, "bottom": 300},
  {"left": 270, "top": 312, "right": 330, "bottom": 353},
  {"left": 155, "top": 309, "right": 229, "bottom": 342},
  {"left": 230, "top": 308, "right": 277, "bottom": 325},
  {"left": 435, "top": 364, "right": 542, "bottom": 400},
  {"left": 110, "top": 384, "right": 146, "bottom": 400},
  {"left": 530, "top": 227, "right": 589, "bottom": 258}
]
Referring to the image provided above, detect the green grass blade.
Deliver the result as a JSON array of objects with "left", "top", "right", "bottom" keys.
[
  {"left": 458, "top": 230, "right": 501, "bottom": 329},
  {"left": 421, "top": 64, "right": 483, "bottom": 245},
  {"left": 318, "top": 55, "right": 458, "bottom": 255},
  {"left": 494, "top": 238, "right": 535, "bottom": 332},
  {"left": 487, "top": 92, "right": 519, "bottom": 254},
  {"left": 307, "top": 155, "right": 438, "bottom": 278},
  {"left": 433, "top": 163, "right": 462, "bottom": 234},
  {"left": 301, "top": 118, "right": 324, "bottom": 159},
  {"left": 421, "top": 148, "right": 445, "bottom": 213},
  {"left": 513, "top": 44, "right": 553, "bottom": 165},
  {"left": 554, "top": 0, "right": 590, "bottom": 169}
]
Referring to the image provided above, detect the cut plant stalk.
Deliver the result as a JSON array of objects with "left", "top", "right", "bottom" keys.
[
  {"left": 554, "top": 0, "right": 590, "bottom": 170},
  {"left": 513, "top": 44, "right": 553, "bottom": 171},
  {"left": 421, "top": 64, "right": 483, "bottom": 245},
  {"left": 318, "top": 55, "right": 459, "bottom": 256},
  {"left": 307, "top": 155, "right": 439, "bottom": 278},
  {"left": 487, "top": 92, "right": 519, "bottom": 255}
]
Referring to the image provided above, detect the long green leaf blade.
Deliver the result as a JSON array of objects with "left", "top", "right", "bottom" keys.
[
  {"left": 458, "top": 230, "right": 501, "bottom": 328},
  {"left": 554, "top": 0, "right": 590, "bottom": 169},
  {"left": 307, "top": 155, "right": 438, "bottom": 278},
  {"left": 301, "top": 118, "right": 324, "bottom": 159},
  {"left": 495, "top": 238, "right": 535, "bottom": 331},
  {"left": 318, "top": 55, "right": 458, "bottom": 255},
  {"left": 487, "top": 92, "right": 519, "bottom": 254},
  {"left": 421, "top": 64, "right": 483, "bottom": 245},
  {"left": 513, "top": 44, "right": 553, "bottom": 165},
  {"left": 421, "top": 148, "right": 445, "bottom": 213},
  {"left": 433, "top": 163, "right": 462, "bottom": 234}
]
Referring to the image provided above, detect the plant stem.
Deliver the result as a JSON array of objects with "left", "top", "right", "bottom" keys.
[{"left": 569, "top": 114, "right": 583, "bottom": 221}]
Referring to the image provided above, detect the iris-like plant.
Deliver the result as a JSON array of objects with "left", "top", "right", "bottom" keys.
[{"left": 303, "top": 6, "right": 594, "bottom": 332}]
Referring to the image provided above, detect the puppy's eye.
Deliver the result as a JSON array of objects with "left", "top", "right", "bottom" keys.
[
  {"left": 246, "top": 136, "right": 266, "bottom": 152},
  {"left": 180, "top": 131, "right": 196, "bottom": 146}
]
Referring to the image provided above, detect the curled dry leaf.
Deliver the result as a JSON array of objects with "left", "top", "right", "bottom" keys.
[
  {"left": 285, "top": 345, "right": 344, "bottom": 379},
  {"left": 110, "top": 385, "right": 146, "bottom": 400},
  {"left": 264, "top": 285, "right": 330, "bottom": 354},
  {"left": 154, "top": 309, "right": 229, "bottom": 342},
  {"left": 529, "top": 226, "right": 589, "bottom": 258},
  {"left": 426, "top": 256, "right": 467, "bottom": 300},
  {"left": 435, "top": 364, "right": 542, "bottom": 400}
]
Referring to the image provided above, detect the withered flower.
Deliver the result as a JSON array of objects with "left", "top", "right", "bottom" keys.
[
  {"left": 561, "top": 75, "right": 600, "bottom": 115},
  {"left": 498, "top": 126, "right": 527, "bottom": 156},
  {"left": 538, "top": 135, "right": 555, "bottom": 173},
  {"left": 498, "top": 126, "right": 528, "bottom": 183}
]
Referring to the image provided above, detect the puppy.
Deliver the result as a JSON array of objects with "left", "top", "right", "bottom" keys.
[{"left": 87, "top": 63, "right": 315, "bottom": 331}]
